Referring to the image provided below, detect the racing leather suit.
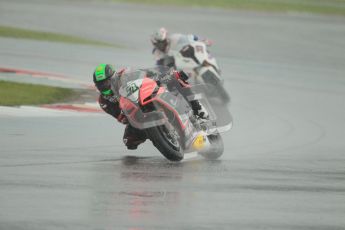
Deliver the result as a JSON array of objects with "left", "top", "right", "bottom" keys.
[
  {"left": 98, "top": 95, "right": 147, "bottom": 150},
  {"left": 153, "top": 33, "right": 211, "bottom": 66}
]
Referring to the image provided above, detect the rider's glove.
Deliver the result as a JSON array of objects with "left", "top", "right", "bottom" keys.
[
  {"left": 191, "top": 100, "right": 209, "bottom": 119},
  {"left": 117, "top": 112, "right": 128, "bottom": 124},
  {"left": 178, "top": 70, "right": 189, "bottom": 81}
]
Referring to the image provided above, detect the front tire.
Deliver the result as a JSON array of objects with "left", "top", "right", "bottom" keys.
[{"left": 147, "top": 126, "right": 184, "bottom": 161}]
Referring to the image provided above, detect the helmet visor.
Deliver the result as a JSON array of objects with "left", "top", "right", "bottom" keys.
[{"left": 96, "top": 79, "right": 113, "bottom": 95}]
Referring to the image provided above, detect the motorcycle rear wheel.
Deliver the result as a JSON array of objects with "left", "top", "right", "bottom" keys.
[{"left": 198, "top": 133, "right": 224, "bottom": 160}]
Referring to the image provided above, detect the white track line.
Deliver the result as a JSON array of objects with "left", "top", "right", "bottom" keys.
[{"left": 0, "top": 104, "right": 102, "bottom": 117}]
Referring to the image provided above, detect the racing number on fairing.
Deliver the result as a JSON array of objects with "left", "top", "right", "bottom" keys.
[{"left": 125, "top": 82, "right": 139, "bottom": 96}]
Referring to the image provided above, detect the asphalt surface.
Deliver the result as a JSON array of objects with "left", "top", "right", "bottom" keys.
[{"left": 1, "top": 0, "right": 345, "bottom": 229}]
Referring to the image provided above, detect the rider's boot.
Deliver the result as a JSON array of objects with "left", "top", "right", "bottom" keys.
[
  {"left": 123, "top": 124, "right": 147, "bottom": 150},
  {"left": 190, "top": 100, "right": 209, "bottom": 119}
]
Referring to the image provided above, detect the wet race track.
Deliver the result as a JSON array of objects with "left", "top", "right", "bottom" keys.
[{"left": 1, "top": 0, "right": 345, "bottom": 229}]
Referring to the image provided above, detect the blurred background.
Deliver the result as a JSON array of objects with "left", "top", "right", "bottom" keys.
[{"left": 1, "top": 0, "right": 345, "bottom": 229}]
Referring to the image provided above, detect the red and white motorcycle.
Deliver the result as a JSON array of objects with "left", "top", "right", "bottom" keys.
[
  {"left": 160, "top": 34, "right": 230, "bottom": 103},
  {"left": 111, "top": 67, "right": 232, "bottom": 161}
]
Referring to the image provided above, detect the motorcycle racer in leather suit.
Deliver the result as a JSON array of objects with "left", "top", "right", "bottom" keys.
[
  {"left": 151, "top": 27, "right": 213, "bottom": 66},
  {"left": 93, "top": 63, "right": 208, "bottom": 150}
]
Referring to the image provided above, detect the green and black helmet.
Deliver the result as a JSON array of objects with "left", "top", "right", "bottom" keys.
[{"left": 93, "top": 64, "right": 115, "bottom": 96}]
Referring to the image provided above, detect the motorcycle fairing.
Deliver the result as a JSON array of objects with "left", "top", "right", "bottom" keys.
[
  {"left": 120, "top": 96, "right": 167, "bottom": 129},
  {"left": 118, "top": 79, "right": 142, "bottom": 102},
  {"left": 169, "top": 35, "right": 220, "bottom": 72},
  {"left": 139, "top": 77, "right": 165, "bottom": 106},
  {"left": 114, "top": 68, "right": 193, "bottom": 133}
]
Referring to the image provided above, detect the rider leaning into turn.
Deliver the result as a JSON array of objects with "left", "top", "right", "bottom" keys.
[
  {"left": 93, "top": 64, "right": 146, "bottom": 150},
  {"left": 150, "top": 27, "right": 213, "bottom": 66},
  {"left": 93, "top": 64, "right": 209, "bottom": 150}
]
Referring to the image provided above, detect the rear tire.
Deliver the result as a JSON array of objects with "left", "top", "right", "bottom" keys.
[
  {"left": 205, "top": 84, "right": 230, "bottom": 104},
  {"left": 147, "top": 126, "right": 184, "bottom": 162},
  {"left": 199, "top": 69, "right": 230, "bottom": 104},
  {"left": 216, "top": 85, "right": 230, "bottom": 104},
  {"left": 199, "top": 133, "right": 224, "bottom": 160}
]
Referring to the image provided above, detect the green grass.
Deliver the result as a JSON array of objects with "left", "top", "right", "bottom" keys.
[
  {"left": 0, "top": 80, "right": 80, "bottom": 106},
  {"left": 0, "top": 25, "right": 119, "bottom": 47},
  {"left": 112, "top": 0, "right": 345, "bottom": 15}
]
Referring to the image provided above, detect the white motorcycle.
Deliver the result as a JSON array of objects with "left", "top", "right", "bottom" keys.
[{"left": 160, "top": 34, "right": 230, "bottom": 103}]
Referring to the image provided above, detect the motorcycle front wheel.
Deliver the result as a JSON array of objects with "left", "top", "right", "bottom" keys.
[{"left": 147, "top": 125, "right": 184, "bottom": 162}]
